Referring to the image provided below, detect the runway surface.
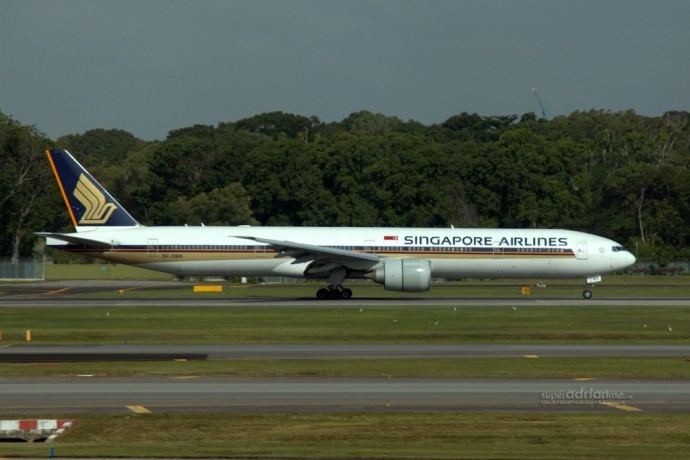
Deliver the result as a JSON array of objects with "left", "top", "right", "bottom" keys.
[
  {"left": 1, "top": 376, "right": 688, "bottom": 415},
  {"left": 2, "top": 343, "right": 689, "bottom": 415},
  {"left": 2, "top": 344, "right": 690, "bottom": 361},
  {"left": 1, "top": 280, "right": 689, "bottom": 307}
]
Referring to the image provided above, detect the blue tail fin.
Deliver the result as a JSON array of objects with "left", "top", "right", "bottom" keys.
[{"left": 46, "top": 149, "right": 140, "bottom": 230}]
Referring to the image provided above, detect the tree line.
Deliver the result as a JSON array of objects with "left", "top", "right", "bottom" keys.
[{"left": 1, "top": 108, "right": 689, "bottom": 264}]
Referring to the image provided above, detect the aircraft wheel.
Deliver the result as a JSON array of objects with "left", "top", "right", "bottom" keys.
[
  {"left": 341, "top": 288, "right": 353, "bottom": 300},
  {"left": 582, "top": 289, "right": 593, "bottom": 299},
  {"left": 329, "top": 288, "right": 342, "bottom": 299},
  {"left": 316, "top": 288, "right": 329, "bottom": 300}
]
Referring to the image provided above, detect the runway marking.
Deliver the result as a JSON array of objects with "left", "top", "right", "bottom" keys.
[
  {"left": 600, "top": 402, "right": 642, "bottom": 412},
  {"left": 44, "top": 287, "right": 71, "bottom": 295},
  {"left": 127, "top": 405, "right": 152, "bottom": 414},
  {"left": 174, "top": 376, "right": 199, "bottom": 379},
  {"left": 574, "top": 378, "right": 597, "bottom": 381},
  {"left": 116, "top": 283, "right": 179, "bottom": 294},
  {"left": 523, "top": 354, "right": 539, "bottom": 358},
  {"left": 0, "top": 344, "right": 13, "bottom": 348}
]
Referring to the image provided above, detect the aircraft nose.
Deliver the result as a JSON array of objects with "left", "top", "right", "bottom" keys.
[
  {"left": 627, "top": 251, "right": 637, "bottom": 266},
  {"left": 618, "top": 250, "right": 636, "bottom": 270}
]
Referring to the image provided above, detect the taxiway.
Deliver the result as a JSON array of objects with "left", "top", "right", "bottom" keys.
[{"left": 0, "top": 376, "right": 688, "bottom": 415}]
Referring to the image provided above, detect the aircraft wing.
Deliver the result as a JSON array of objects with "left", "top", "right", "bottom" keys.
[
  {"left": 35, "top": 232, "right": 113, "bottom": 249},
  {"left": 234, "top": 236, "right": 380, "bottom": 270}
]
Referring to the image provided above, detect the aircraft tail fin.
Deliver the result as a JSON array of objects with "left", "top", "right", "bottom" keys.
[{"left": 46, "top": 149, "right": 140, "bottom": 231}]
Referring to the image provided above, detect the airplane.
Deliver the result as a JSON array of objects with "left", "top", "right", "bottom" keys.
[{"left": 38, "top": 149, "right": 636, "bottom": 300}]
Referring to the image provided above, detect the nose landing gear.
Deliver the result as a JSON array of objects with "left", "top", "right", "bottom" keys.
[{"left": 582, "top": 275, "right": 601, "bottom": 299}]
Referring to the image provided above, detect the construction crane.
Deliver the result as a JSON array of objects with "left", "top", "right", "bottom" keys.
[{"left": 532, "top": 88, "right": 548, "bottom": 119}]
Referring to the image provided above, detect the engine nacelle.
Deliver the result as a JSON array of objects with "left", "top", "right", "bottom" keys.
[{"left": 369, "top": 258, "right": 431, "bottom": 292}]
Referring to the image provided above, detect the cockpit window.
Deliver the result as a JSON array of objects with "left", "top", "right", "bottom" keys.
[{"left": 612, "top": 246, "right": 627, "bottom": 252}]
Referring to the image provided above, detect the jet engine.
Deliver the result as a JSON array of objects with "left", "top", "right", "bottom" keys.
[{"left": 368, "top": 258, "right": 431, "bottom": 292}]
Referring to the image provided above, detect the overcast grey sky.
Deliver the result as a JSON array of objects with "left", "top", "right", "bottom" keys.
[{"left": 2, "top": 0, "right": 689, "bottom": 140}]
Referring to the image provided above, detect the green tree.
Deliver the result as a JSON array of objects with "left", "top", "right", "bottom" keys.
[
  {"left": 146, "top": 137, "right": 216, "bottom": 220},
  {"left": 243, "top": 136, "right": 337, "bottom": 226},
  {"left": 235, "top": 112, "right": 315, "bottom": 140},
  {"left": 441, "top": 112, "right": 517, "bottom": 142},
  {"left": 57, "top": 128, "right": 147, "bottom": 167},
  {"left": 454, "top": 128, "right": 589, "bottom": 229},
  {"left": 0, "top": 112, "right": 58, "bottom": 259},
  {"left": 339, "top": 111, "right": 404, "bottom": 135},
  {"left": 100, "top": 144, "right": 157, "bottom": 223},
  {"left": 599, "top": 114, "right": 687, "bottom": 246},
  {"left": 210, "top": 123, "right": 270, "bottom": 187},
  {"left": 170, "top": 183, "right": 259, "bottom": 226}
]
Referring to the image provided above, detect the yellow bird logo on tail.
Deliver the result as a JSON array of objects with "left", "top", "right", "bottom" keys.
[{"left": 73, "top": 173, "right": 117, "bottom": 224}]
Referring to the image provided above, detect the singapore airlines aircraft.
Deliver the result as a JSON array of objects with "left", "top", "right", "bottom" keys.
[{"left": 39, "top": 149, "right": 636, "bottom": 299}]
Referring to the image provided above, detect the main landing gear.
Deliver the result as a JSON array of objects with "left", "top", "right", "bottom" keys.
[
  {"left": 315, "top": 267, "right": 353, "bottom": 300},
  {"left": 316, "top": 286, "right": 353, "bottom": 300}
]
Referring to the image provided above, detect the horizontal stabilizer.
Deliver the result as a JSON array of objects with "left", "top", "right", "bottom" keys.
[{"left": 35, "top": 232, "right": 113, "bottom": 249}]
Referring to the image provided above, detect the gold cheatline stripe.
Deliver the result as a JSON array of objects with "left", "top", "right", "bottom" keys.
[{"left": 66, "top": 249, "right": 575, "bottom": 257}]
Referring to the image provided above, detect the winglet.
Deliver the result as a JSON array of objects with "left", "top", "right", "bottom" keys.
[{"left": 46, "top": 149, "right": 140, "bottom": 231}]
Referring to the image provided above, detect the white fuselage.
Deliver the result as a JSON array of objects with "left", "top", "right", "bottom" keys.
[{"left": 47, "top": 226, "right": 636, "bottom": 280}]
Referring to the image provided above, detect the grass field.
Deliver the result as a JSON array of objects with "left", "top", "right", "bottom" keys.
[
  {"left": 44, "top": 263, "right": 174, "bottom": 280},
  {"left": 1, "top": 304, "right": 689, "bottom": 380},
  {"left": 1, "top": 305, "right": 688, "bottom": 344},
  {"left": 1, "top": 357, "right": 690, "bottom": 379},
  {"left": 2, "top": 273, "right": 689, "bottom": 458},
  {"left": 2, "top": 413, "right": 690, "bottom": 459}
]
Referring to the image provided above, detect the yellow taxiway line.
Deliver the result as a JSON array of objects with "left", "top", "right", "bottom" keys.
[{"left": 127, "top": 405, "right": 152, "bottom": 414}]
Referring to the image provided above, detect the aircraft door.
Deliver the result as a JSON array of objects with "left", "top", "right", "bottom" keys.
[
  {"left": 492, "top": 241, "right": 504, "bottom": 258},
  {"left": 253, "top": 242, "right": 267, "bottom": 258},
  {"left": 576, "top": 242, "right": 588, "bottom": 260},
  {"left": 147, "top": 239, "right": 158, "bottom": 257},
  {"left": 364, "top": 240, "right": 376, "bottom": 254}
]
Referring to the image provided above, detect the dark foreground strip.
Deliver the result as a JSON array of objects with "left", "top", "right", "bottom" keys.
[{"left": 0, "top": 353, "right": 208, "bottom": 363}]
